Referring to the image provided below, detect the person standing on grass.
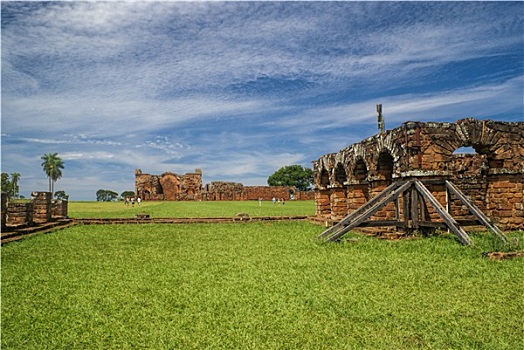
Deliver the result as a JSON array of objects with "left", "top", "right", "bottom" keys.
[
  {"left": 131, "top": 197, "right": 135, "bottom": 207},
  {"left": 282, "top": 198, "right": 285, "bottom": 205},
  {"left": 272, "top": 197, "right": 276, "bottom": 205},
  {"left": 137, "top": 197, "right": 141, "bottom": 206},
  {"left": 258, "top": 197, "right": 262, "bottom": 206},
  {"left": 125, "top": 197, "right": 129, "bottom": 206}
]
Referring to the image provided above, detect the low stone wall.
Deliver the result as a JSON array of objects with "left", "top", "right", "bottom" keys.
[
  {"left": 244, "top": 186, "right": 292, "bottom": 201},
  {"left": 32, "top": 192, "right": 52, "bottom": 224},
  {"left": 52, "top": 200, "right": 68, "bottom": 218},
  {"left": 2, "top": 192, "right": 68, "bottom": 227},
  {"left": 6, "top": 202, "right": 33, "bottom": 227}
]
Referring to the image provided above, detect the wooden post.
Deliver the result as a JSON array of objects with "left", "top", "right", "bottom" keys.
[{"left": 411, "top": 187, "right": 419, "bottom": 230}]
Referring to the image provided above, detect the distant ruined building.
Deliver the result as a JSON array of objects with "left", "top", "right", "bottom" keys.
[
  {"left": 135, "top": 169, "right": 314, "bottom": 202},
  {"left": 313, "top": 118, "right": 523, "bottom": 230}
]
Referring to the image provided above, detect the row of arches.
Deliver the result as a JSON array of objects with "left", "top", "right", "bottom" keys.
[
  {"left": 313, "top": 119, "right": 523, "bottom": 229},
  {"left": 317, "top": 150, "right": 394, "bottom": 189}
]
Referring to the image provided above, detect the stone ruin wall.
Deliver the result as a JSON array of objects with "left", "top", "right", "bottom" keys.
[
  {"left": 135, "top": 169, "right": 203, "bottom": 201},
  {"left": 313, "top": 118, "right": 523, "bottom": 230},
  {"left": 201, "top": 183, "right": 298, "bottom": 201},
  {"left": 1, "top": 192, "right": 68, "bottom": 228},
  {"left": 136, "top": 170, "right": 314, "bottom": 202}
]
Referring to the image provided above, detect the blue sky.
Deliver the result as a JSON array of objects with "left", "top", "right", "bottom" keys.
[{"left": 2, "top": 1, "right": 523, "bottom": 200}]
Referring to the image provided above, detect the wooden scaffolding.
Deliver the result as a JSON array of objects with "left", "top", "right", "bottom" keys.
[{"left": 317, "top": 180, "right": 508, "bottom": 245}]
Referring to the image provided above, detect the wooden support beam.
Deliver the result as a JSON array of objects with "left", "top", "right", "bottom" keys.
[
  {"left": 411, "top": 187, "right": 419, "bottom": 230},
  {"left": 444, "top": 181, "right": 508, "bottom": 243},
  {"left": 318, "top": 179, "right": 502, "bottom": 247},
  {"left": 413, "top": 181, "right": 473, "bottom": 245},
  {"left": 357, "top": 220, "right": 405, "bottom": 227},
  {"left": 317, "top": 181, "right": 405, "bottom": 239},
  {"left": 323, "top": 181, "right": 412, "bottom": 242},
  {"left": 403, "top": 190, "right": 410, "bottom": 231}
]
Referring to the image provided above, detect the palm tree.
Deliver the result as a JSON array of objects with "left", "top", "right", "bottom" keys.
[
  {"left": 41, "top": 153, "right": 64, "bottom": 194},
  {"left": 10, "top": 172, "right": 20, "bottom": 198}
]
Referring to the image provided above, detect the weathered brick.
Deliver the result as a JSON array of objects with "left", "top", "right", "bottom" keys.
[{"left": 314, "top": 118, "right": 523, "bottom": 229}]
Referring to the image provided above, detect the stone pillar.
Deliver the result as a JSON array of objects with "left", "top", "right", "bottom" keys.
[
  {"left": 330, "top": 187, "right": 347, "bottom": 221},
  {"left": 32, "top": 191, "right": 52, "bottom": 224},
  {"left": 346, "top": 184, "right": 369, "bottom": 213},
  {"left": 51, "top": 199, "right": 68, "bottom": 218},
  {"left": 315, "top": 189, "right": 331, "bottom": 217},
  {"left": 6, "top": 202, "right": 33, "bottom": 227},
  {"left": 486, "top": 173, "right": 524, "bottom": 230},
  {"left": 370, "top": 180, "right": 396, "bottom": 220}
]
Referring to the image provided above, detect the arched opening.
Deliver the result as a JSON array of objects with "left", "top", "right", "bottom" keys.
[
  {"left": 450, "top": 144, "right": 490, "bottom": 219},
  {"left": 316, "top": 168, "right": 331, "bottom": 217},
  {"left": 353, "top": 158, "right": 368, "bottom": 182},
  {"left": 320, "top": 168, "right": 330, "bottom": 188},
  {"left": 331, "top": 163, "right": 348, "bottom": 220},
  {"left": 347, "top": 158, "right": 370, "bottom": 213},
  {"left": 334, "top": 163, "right": 347, "bottom": 187},
  {"left": 377, "top": 150, "right": 394, "bottom": 182},
  {"left": 372, "top": 151, "right": 395, "bottom": 221}
]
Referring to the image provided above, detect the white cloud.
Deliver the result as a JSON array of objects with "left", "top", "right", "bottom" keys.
[{"left": 2, "top": 1, "right": 522, "bottom": 200}]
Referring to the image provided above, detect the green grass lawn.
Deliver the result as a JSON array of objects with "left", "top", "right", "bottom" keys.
[
  {"left": 2, "top": 222, "right": 523, "bottom": 349},
  {"left": 68, "top": 200, "right": 316, "bottom": 218}
]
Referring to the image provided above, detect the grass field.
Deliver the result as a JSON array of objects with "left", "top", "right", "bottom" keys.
[
  {"left": 68, "top": 200, "right": 316, "bottom": 218},
  {"left": 2, "top": 219, "right": 523, "bottom": 349}
]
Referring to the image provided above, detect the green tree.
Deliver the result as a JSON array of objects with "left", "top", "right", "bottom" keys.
[
  {"left": 267, "top": 165, "right": 313, "bottom": 191},
  {"left": 41, "top": 153, "right": 64, "bottom": 194},
  {"left": 96, "top": 189, "right": 119, "bottom": 202},
  {"left": 1, "top": 173, "right": 11, "bottom": 196},
  {"left": 1, "top": 172, "right": 21, "bottom": 198},
  {"left": 121, "top": 191, "right": 135, "bottom": 200},
  {"left": 54, "top": 190, "right": 69, "bottom": 200}
]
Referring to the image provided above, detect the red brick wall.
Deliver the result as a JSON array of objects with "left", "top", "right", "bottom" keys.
[{"left": 313, "top": 118, "right": 524, "bottom": 230}]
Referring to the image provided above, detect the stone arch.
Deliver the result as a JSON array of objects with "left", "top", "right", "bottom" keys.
[
  {"left": 452, "top": 119, "right": 514, "bottom": 170},
  {"left": 346, "top": 156, "right": 370, "bottom": 214},
  {"left": 377, "top": 150, "right": 394, "bottom": 182},
  {"left": 319, "top": 168, "right": 330, "bottom": 189},
  {"left": 352, "top": 157, "right": 368, "bottom": 182},
  {"left": 334, "top": 162, "right": 347, "bottom": 187}
]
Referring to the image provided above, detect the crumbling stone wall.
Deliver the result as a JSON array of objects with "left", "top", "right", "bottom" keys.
[
  {"left": 244, "top": 186, "right": 294, "bottom": 201},
  {"left": 201, "top": 182, "right": 296, "bottom": 201},
  {"left": 51, "top": 200, "right": 68, "bottom": 218},
  {"left": 32, "top": 191, "right": 52, "bottom": 224},
  {"left": 6, "top": 202, "right": 33, "bottom": 227},
  {"left": 2, "top": 192, "right": 68, "bottom": 228},
  {"left": 137, "top": 169, "right": 314, "bottom": 202},
  {"left": 135, "top": 169, "right": 203, "bottom": 201},
  {"left": 202, "top": 181, "right": 245, "bottom": 201},
  {"left": 313, "top": 118, "right": 523, "bottom": 230}
]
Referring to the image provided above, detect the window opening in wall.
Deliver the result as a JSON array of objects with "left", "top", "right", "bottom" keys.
[{"left": 453, "top": 146, "right": 475, "bottom": 154}]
